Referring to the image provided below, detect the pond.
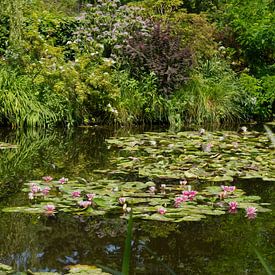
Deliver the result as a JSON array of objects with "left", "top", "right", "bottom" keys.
[{"left": 0, "top": 126, "right": 274, "bottom": 274}]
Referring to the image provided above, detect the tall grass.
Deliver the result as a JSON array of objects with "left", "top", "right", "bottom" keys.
[
  {"left": 0, "top": 68, "right": 57, "bottom": 127},
  {"left": 176, "top": 58, "right": 242, "bottom": 125}
]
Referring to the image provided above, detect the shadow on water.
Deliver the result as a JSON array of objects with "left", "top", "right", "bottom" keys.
[{"left": 0, "top": 126, "right": 274, "bottom": 274}]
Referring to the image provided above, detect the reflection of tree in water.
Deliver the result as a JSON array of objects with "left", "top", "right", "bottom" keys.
[
  {"left": 0, "top": 127, "right": 113, "bottom": 199},
  {"left": 0, "top": 210, "right": 274, "bottom": 274}
]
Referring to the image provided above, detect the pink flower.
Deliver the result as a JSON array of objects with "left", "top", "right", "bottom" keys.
[
  {"left": 72, "top": 191, "right": 81, "bottom": 198},
  {"left": 31, "top": 184, "right": 40, "bottom": 194},
  {"left": 28, "top": 192, "right": 34, "bottom": 200},
  {"left": 228, "top": 201, "right": 238, "bottom": 214},
  {"left": 158, "top": 207, "right": 167, "bottom": 215},
  {"left": 44, "top": 204, "right": 55, "bottom": 212},
  {"left": 78, "top": 201, "right": 91, "bottom": 208},
  {"left": 119, "top": 197, "right": 126, "bottom": 205},
  {"left": 59, "top": 177, "right": 68, "bottom": 184},
  {"left": 182, "top": 190, "right": 198, "bottom": 201},
  {"left": 149, "top": 186, "right": 156, "bottom": 193},
  {"left": 42, "top": 187, "right": 51, "bottom": 196},
  {"left": 221, "top": 185, "right": 236, "bottom": 192},
  {"left": 86, "top": 193, "right": 96, "bottom": 201},
  {"left": 42, "top": 176, "right": 53, "bottom": 182},
  {"left": 245, "top": 207, "right": 257, "bottom": 219},
  {"left": 174, "top": 195, "right": 189, "bottom": 207}
]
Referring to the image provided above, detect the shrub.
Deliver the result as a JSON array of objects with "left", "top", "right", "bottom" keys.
[
  {"left": 123, "top": 22, "right": 193, "bottom": 94},
  {"left": 115, "top": 71, "right": 167, "bottom": 124},
  {"left": 74, "top": 0, "right": 150, "bottom": 59},
  {"left": 214, "top": 0, "right": 275, "bottom": 75},
  {"left": 239, "top": 74, "right": 275, "bottom": 120}
]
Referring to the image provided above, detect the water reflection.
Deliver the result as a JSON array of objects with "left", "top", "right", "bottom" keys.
[{"left": 0, "top": 127, "right": 274, "bottom": 274}]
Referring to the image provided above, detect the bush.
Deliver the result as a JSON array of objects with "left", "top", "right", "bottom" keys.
[
  {"left": 115, "top": 71, "right": 167, "bottom": 124},
  {"left": 239, "top": 74, "right": 275, "bottom": 120},
  {"left": 214, "top": 0, "right": 275, "bottom": 75},
  {"left": 123, "top": 22, "right": 193, "bottom": 94}
]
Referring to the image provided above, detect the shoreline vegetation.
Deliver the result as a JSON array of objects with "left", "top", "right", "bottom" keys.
[{"left": 0, "top": 0, "right": 274, "bottom": 128}]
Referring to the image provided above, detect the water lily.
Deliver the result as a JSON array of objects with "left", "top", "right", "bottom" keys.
[
  {"left": 179, "top": 179, "right": 187, "bottom": 186},
  {"left": 221, "top": 185, "right": 236, "bottom": 192},
  {"left": 31, "top": 184, "right": 40, "bottom": 194},
  {"left": 123, "top": 204, "right": 131, "bottom": 213},
  {"left": 158, "top": 207, "right": 167, "bottom": 215},
  {"left": 28, "top": 192, "right": 34, "bottom": 200},
  {"left": 119, "top": 197, "right": 126, "bottom": 205},
  {"left": 86, "top": 193, "right": 96, "bottom": 201},
  {"left": 201, "top": 143, "right": 213, "bottom": 153},
  {"left": 72, "top": 191, "right": 81, "bottom": 198},
  {"left": 228, "top": 201, "right": 238, "bottom": 213},
  {"left": 59, "top": 177, "right": 68, "bottom": 184},
  {"left": 241, "top": 126, "right": 247, "bottom": 132},
  {"left": 245, "top": 207, "right": 257, "bottom": 219},
  {"left": 199, "top": 128, "right": 205, "bottom": 135},
  {"left": 160, "top": 184, "right": 166, "bottom": 189},
  {"left": 78, "top": 201, "right": 91, "bottom": 208},
  {"left": 174, "top": 195, "right": 189, "bottom": 207},
  {"left": 42, "top": 176, "right": 53, "bottom": 182},
  {"left": 182, "top": 190, "right": 198, "bottom": 201},
  {"left": 42, "top": 187, "right": 51, "bottom": 196},
  {"left": 149, "top": 186, "right": 156, "bottom": 193},
  {"left": 44, "top": 204, "right": 55, "bottom": 212},
  {"left": 149, "top": 140, "right": 156, "bottom": 146}
]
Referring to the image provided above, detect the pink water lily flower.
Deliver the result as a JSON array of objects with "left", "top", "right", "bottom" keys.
[
  {"left": 59, "top": 177, "right": 68, "bottom": 184},
  {"left": 182, "top": 190, "right": 198, "bottom": 201},
  {"left": 221, "top": 185, "right": 236, "bottom": 192},
  {"left": 119, "top": 197, "right": 126, "bottom": 205},
  {"left": 44, "top": 204, "right": 55, "bottom": 212},
  {"left": 78, "top": 201, "right": 92, "bottom": 208},
  {"left": 42, "top": 176, "right": 53, "bottom": 182},
  {"left": 158, "top": 207, "right": 167, "bottom": 215},
  {"left": 42, "top": 187, "right": 51, "bottom": 196},
  {"left": 72, "top": 191, "right": 81, "bottom": 198},
  {"left": 228, "top": 201, "right": 238, "bottom": 214},
  {"left": 86, "top": 193, "right": 96, "bottom": 201},
  {"left": 246, "top": 207, "right": 257, "bottom": 219},
  {"left": 174, "top": 195, "right": 189, "bottom": 207},
  {"left": 28, "top": 192, "right": 34, "bottom": 200},
  {"left": 31, "top": 184, "right": 40, "bottom": 194},
  {"left": 149, "top": 186, "right": 156, "bottom": 193}
]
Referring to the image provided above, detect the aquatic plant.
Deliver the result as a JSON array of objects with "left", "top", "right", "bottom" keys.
[
  {"left": 1, "top": 130, "right": 272, "bottom": 222},
  {"left": 245, "top": 207, "right": 257, "bottom": 220}
]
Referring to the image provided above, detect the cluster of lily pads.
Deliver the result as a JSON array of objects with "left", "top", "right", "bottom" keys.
[
  {"left": 104, "top": 129, "right": 275, "bottom": 182},
  {"left": 1, "top": 129, "right": 272, "bottom": 222},
  {"left": 2, "top": 174, "right": 270, "bottom": 222}
]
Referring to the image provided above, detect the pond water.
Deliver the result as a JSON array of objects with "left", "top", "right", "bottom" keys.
[{"left": 0, "top": 126, "right": 274, "bottom": 274}]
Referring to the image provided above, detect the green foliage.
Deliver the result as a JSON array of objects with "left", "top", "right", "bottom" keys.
[
  {"left": 173, "top": 58, "right": 242, "bottom": 124},
  {"left": 0, "top": 67, "right": 57, "bottom": 127},
  {"left": 115, "top": 71, "right": 167, "bottom": 124},
  {"left": 240, "top": 74, "right": 275, "bottom": 120},
  {"left": 0, "top": 16, "right": 9, "bottom": 55},
  {"left": 216, "top": 0, "right": 275, "bottom": 75}
]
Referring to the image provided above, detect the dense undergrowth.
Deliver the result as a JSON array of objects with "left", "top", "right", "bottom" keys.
[{"left": 0, "top": 0, "right": 274, "bottom": 128}]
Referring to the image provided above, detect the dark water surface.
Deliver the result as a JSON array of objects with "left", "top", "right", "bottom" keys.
[{"left": 0, "top": 127, "right": 274, "bottom": 274}]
